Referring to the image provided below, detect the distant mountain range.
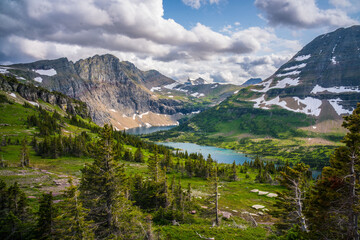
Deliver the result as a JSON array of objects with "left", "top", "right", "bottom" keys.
[{"left": 0, "top": 54, "right": 241, "bottom": 130}]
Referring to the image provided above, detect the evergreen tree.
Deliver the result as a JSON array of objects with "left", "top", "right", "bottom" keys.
[
  {"left": 80, "top": 124, "right": 144, "bottom": 239},
  {"left": 306, "top": 104, "right": 360, "bottom": 240},
  {"left": 231, "top": 160, "right": 238, "bottom": 181},
  {"left": 19, "top": 138, "right": 30, "bottom": 167},
  {"left": 148, "top": 151, "right": 162, "bottom": 182},
  {"left": 272, "top": 163, "right": 311, "bottom": 236},
  {"left": 0, "top": 181, "right": 31, "bottom": 240},
  {"left": 55, "top": 178, "right": 94, "bottom": 239},
  {"left": 37, "top": 192, "right": 56, "bottom": 239},
  {"left": 134, "top": 147, "right": 144, "bottom": 163}
]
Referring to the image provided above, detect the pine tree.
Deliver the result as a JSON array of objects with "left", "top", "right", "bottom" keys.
[
  {"left": 306, "top": 104, "right": 360, "bottom": 240},
  {"left": 0, "top": 181, "right": 30, "bottom": 240},
  {"left": 80, "top": 124, "right": 144, "bottom": 239},
  {"left": 37, "top": 192, "right": 56, "bottom": 239},
  {"left": 214, "top": 164, "right": 219, "bottom": 226},
  {"left": 272, "top": 163, "right": 311, "bottom": 236},
  {"left": 134, "top": 147, "right": 144, "bottom": 163},
  {"left": 19, "top": 138, "right": 30, "bottom": 167},
  {"left": 231, "top": 160, "right": 238, "bottom": 181},
  {"left": 55, "top": 178, "right": 94, "bottom": 239},
  {"left": 148, "top": 151, "right": 162, "bottom": 183}
]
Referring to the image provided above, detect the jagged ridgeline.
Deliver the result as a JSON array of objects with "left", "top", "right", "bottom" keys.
[{"left": 1, "top": 54, "right": 241, "bottom": 130}]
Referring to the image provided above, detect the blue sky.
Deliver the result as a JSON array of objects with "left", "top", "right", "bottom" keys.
[{"left": 0, "top": 0, "right": 359, "bottom": 84}]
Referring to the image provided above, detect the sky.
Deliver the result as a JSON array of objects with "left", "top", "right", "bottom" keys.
[{"left": 0, "top": 0, "right": 359, "bottom": 84}]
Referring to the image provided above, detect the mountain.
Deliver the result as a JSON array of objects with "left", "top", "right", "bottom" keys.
[
  {"left": 249, "top": 26, "right": 360, "bottom": 120},
  {"left": 158, "top": 26, "right": 360, "bottom": 141},
  {"left": 241, "top": 78, "right": 262, "bottom": 87},
  {"left": 1, "top": 54, "right": 241, "bottom": 130}
]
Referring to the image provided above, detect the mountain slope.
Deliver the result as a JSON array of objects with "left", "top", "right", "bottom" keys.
[
  {"left": 250, "top": 26, "right": 360, "bottom": 119},
  {"left": 169, "top": 26, "right": 360, "bottom": 139},
  {"left": 1, "top": 54, "right": 241, "bottom": 130}
]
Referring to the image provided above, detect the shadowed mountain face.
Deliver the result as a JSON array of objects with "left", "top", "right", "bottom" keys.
[
  {"left": 2, "top": 54, "right": 240, "bottom": 129},
  {"left": 248, "top": 25, "right": 360, "bottom": 120}
]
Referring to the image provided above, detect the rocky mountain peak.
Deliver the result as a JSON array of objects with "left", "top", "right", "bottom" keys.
[{"left": 247, "top": 25, "right": 360, "bottom": 119}]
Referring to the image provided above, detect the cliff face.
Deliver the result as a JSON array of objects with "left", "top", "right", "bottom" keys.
[
  {"left": 6, "top": 54, "right": 194, "bottom": 129},
  {"left": 0, "top": 74, "right": 89, "bottom": 118}
]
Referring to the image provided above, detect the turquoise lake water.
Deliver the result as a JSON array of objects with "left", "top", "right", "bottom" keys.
[
  {"left": 125, "top": 125, "right": 176, "bottom": 135},
  {"left": 158, "top": 142, "right": 252, "bottom": 165}
]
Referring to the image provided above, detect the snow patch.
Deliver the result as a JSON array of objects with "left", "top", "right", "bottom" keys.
[
  {"left": 28, "top": 101, "right": 39, "bottom": 107},
  {"left": 138, "top": 112, "right": 149, "bottom": 119},
  {"left": 276, "top": 70, "right": 301, "bottom": 77},
  {"left": 163, "top": 82, "right": 179, "bottom": 90},
  {"left": 251, "top": 95, "right": 322, "bottom": 116},
  {"left": 234, "top": 90, "right": 239, "bottom": 94},
  {"left": 211, "top": 84, "right": 218, "bottom": 88},
  {"left": 311, "top": 85, "right": 360, "bottom": 94},
  {"left": 295, "top": 54, "right": 311, "bottom": 61},
  {"left": 34, "top": 77, "right": 43, "bottom": 83},
  {"left": 8, "top": 93, "right": 16, "bottom": 98},
  {"left": 109, "top": 109, "right": 117, "bottom": 112},
  {"left": 331, "top": 56, "right": 338, "bottom": 64},
  {"left": 132, "top": 114, "right": 136, "bottom": 120},
  {"left": 145, "top": 123, "right": 152, "bottom": 128},
  {"left": 0, "top": 67, "right": 9, "bottom": 74},
  {"left": 34, "top": 69, "right": 57, "bottom": 76},
  {"left": 150, "top": 87, "right": 161, "bottom": 92},
  {"left": 329, "top": 98, "right": 353, "bottom": 115},
  {"left": 332, "top": 44, "right": 337, "bottom": 54},
  {"left": 191, "top": 110, "right": 201, "bottom": 114},
  {"left": 191, "top": 92, "right": 205, "bottom": 98},
  {"left": 252, "top": 78, "right": 299, "bottom": 92},
  {"left": 283, "top": 63, "right": 306, "bottom": 71},
  {"left": 168, "top": 95, "right": 174, "bottom": 98},
  {"left": 252, "top": 79, "right": 273, "bottom": 93}
]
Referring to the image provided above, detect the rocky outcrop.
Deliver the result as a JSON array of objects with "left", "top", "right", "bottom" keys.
[
  {"left": 0, "top": 74, "right": 89, "bottom": 118},
  {"left": 5, "top": 54, "right": 197, "bottom": 129}
]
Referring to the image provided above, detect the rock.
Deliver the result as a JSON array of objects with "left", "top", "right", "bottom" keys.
[
  {"left": 201, "top": 206, "right": 208, "bottom": 209},
  {"left": 258, "top": 212, "right": 265, "bottom": 216},
  {"left": 267, "top": 193, "right": 278, "bottom": 198},
  {"left": 249, "top": 213, "right": 259, "bottom": 217},
  {"left": 189, "top": 210, "right": 196, "bottom": 214},
  {"left": 220, "top": 211, "right": 232, "bottom": 220},
  {"left": 250, "top": 189, "right": 259, "bottom": 193},
  {"left": 232, "top": 210, "right": 238, "bottom": 213},
  {"left": 252, "top": 205, "right": 265, "bottom": 210},
  {"left": 28, "top": 196, "right": 36, "bottom": 199},
  {"left": 172, "top": 220, "right": 180, "bottom": 226},
  {"left": 53, "top": 200, "right": 63, "bottom": 204},
  {"left": 258, "top": 191, "right": 269, "bottom": 196}
]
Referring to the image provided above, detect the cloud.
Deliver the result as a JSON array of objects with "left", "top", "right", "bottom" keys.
[
  {"left": 0, "top": 0, "right": 302, "bottom": 85},
  {"left": 182, "top": 0, "right": 221, "bottom": 9},
  {"left": 255, "top": 0, "right": 358, "bottom": 29}
]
